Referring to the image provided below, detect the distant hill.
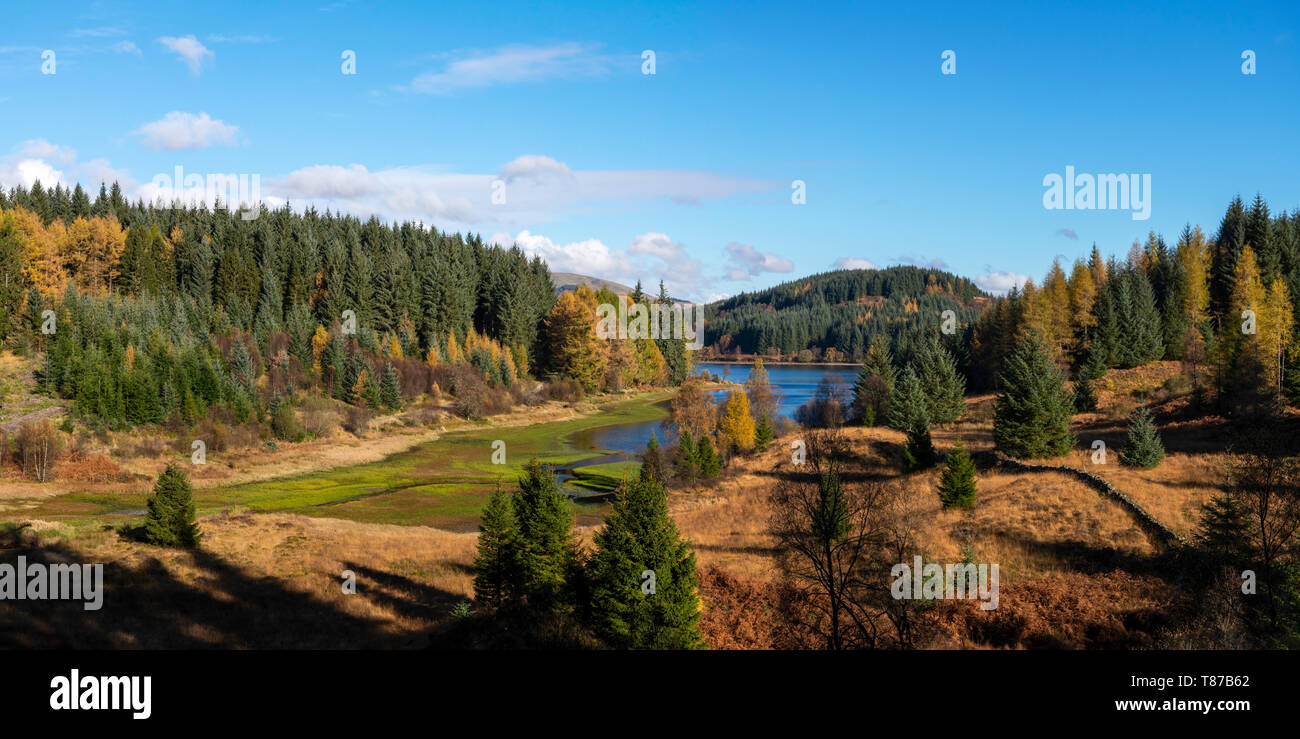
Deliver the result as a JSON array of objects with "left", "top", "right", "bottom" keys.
[
  {"left": 549, "top": 272, "right": 637, "bottom": 297},
  {"left": 703, "top": 266, "right": 990, "bottom": 362}
]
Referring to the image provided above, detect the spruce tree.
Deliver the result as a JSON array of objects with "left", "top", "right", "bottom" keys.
[
  {"left": 676, "top": 429, "right": 698, "bottom": 481},
  {"left": 473, "top": 487, "right": 519, "bottom": 608},
  {"left": 380, "top": 362, "right": 403, "bottom": 409},
  {"left": 853, "top": 336, "right": 896, "bottom": 425},
  {"left": 512, "top": 461, "right": 575, "bottom": 607},
  {"left": 589, "top": 475, "right": 705, "bottom": 649},
  {"left": 937, "top": 441, "right": 977, "bottom": 508},
  {"left": 144, "top": 464, "right": 202, "bottom": 547},
  {"left": 640, "top": 435, "right": 668, "bottom": 484},
  {"left": 1195, "top": 490, "right": 1252, "bottom": 564},
  {"left": 1119, "top": 405, "right": 1165, "bottom": 469},
  {"left": 993, "top": 334, "right": 1077, "bottom": 459},
  {"left": 918, "top": 340, "right": 967, "bottom": 425},
  {"left": 754, "top": 414, "right": 774, "bottom": 451},
  {"left": 889, "top": 365, "right": 929, "bottom": 432},
  {"left": 902, "top": 424, "right": 936, "bottom": 473},
  {"left": 696, "top": 435, "right": 720, "bottom": 478}
]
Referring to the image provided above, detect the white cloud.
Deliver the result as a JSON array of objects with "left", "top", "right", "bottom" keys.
[
  {"left": 724, "top": 241, "right": 794, "bottom": 279},
  {"left": 112, "top": 40, "right": 141, "bottom": 55},
  {"left": 16, "top": 139, "right": 77, "bottom": 166},
  {"left": 491, "top": 229, "right": 713, "bottom": 302},
  {"left": 407, "top": 42, "right": 616, "bottom": 94},
  {"left": 134, "top": 111, "right": 240, "bottom": 151},
  {"left": 832, "top": 257, "right": 878, "bottom": 271},
  {"left": 158, "top": 35, "right": 213, "bottom": 74},
  {"left": 500, "top": 154, "right": 572, "bottom": 181},
  {"left": 0, "top": 140, "right": 135, "bottom": 192},
  {"left": 975, "top": 270, "right": 1030, "bottom": 296}
]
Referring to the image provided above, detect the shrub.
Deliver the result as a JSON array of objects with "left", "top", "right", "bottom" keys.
[
  {"left": 343, "top": 405, "right": 372, "bottom": 436},
  {"left": 937, "top": 441, "right": 977, "bottom": 508}
]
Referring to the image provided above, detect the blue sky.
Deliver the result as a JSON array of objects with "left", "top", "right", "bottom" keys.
[{"left": 1, "top": 0, "right": 1298, "bottom": 301}]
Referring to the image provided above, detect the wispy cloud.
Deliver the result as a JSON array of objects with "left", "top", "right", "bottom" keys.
[
  {"left": 1055, "top": 227, "right": 1078, "bottom": 240},
  {"left": 158, "top": 35, "right": 213, "bottom": 74},
  {"left": 70, "top": 26, "right": 125, "bottom": 38},
  {"left": 112, "top": 40, "right": 141, "bottom": 56},
  {"left": 405, "top": 42, "right": 618, "bottom": 94},
  {"left": 207, "top": 34, "right": 275, "bottom": 44}
]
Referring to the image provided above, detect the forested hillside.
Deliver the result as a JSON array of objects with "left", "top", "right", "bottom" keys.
[
  {"left": 957, "top": 195, "right": 1300, "bottom": 403},
  {"left": 703, "top": 266, "right": 988, "bottom": 363},
  {"left": 0, "top": 180, "right": 690, "bottom": 442}
]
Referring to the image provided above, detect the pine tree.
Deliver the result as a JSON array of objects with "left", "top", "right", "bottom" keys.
[
  {"left": 937, "top": 441, "right": 977, "bottom": 508},
  {"left": 473, "top": 487, "right": 519, "bottom": 609},
  {"left": 993, "top": 334, "right": 1077, "bottom": 459},
  {"left": 144, "top": 464, "right": 202, "bottom": 547},
  {"left": 589, "top": 474, "right": 705, "bottom": 649},
  {"left": 380, "top": 362, "right": 403, "bottom": 409},
  {"left": 1119, "top": 406, "right": 1165, "bottom": 469}
]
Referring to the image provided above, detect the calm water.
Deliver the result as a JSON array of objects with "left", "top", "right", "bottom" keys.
[{"left": 571, "top": 362, "right": 858, "bottom": 456}]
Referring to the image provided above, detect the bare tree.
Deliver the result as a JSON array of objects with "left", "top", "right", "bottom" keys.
[
  {"left": 16, "top": 419, "right": 61, "bottom": 482},
  {"left": 769, "top": 429, "right": 907, "bottom": 649}
]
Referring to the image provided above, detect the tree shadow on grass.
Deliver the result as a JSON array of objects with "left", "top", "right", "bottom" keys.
[{"left": 0, "top": 528, "right": 463, "bottom": 649}]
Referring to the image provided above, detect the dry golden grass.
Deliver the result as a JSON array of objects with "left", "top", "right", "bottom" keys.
[{"left": 0, "top": 511, "right": 478, "bottom": 648}]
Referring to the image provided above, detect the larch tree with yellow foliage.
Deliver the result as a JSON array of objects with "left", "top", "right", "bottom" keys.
[
  {"left": 716, "top": 390, "right": 756, "bottom": 454},
  {"left": 545, "top": 290, "right": 603, "bottom": 391}
]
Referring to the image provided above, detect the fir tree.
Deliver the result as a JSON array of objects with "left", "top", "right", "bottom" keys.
[
  {"left": 937, "top": 440, "right": 977, "bottom": 508},
  {"left": 1119, "top": 405, "right": 1165, "bottom": 469},
  {"left": 993, "top": 334, "right": 1077, "bottom": 459},
  {"left": 144, "top": 464, "right": 202, "bottom": 547},
  {"left": 473, "top": 487, "right": 519, "bottom": 608},
  {"left": 589, "top": 475, "right": 705, "bottom": 649}
]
